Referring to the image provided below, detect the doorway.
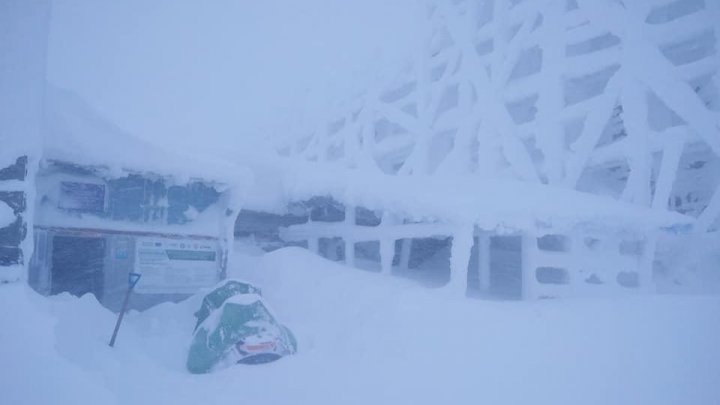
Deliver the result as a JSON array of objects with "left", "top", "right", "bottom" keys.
[{"left": 51, "top": 235, "right": 106, "bottom": 299}]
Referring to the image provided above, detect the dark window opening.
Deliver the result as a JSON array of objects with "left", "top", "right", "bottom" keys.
[
  {"left": 392, "top": 237, "right": 451, "bottom": 287},
  {"left": 51, "top": 236, "right": 106, "bottom": 299},
  {"left": 354, "top": 241, "right": 381, "bottom": 272},
  {"left": 306, "top": 196, "right": 345, "bottom": 222},
  {"left": 489, "top": 236, "right": 523, "bottom": 299},
  {"left": 234, "top": 208, "right": 309, "bottom": 252},
  {"left": 355, "top": 207, "right": 382, "bottom": 226},
  {"left": 537, "top": 234, "right": 568, "bottom": 252},
  {"left": 0, "top": 156, "right": 27, "bottom": 181},
  {"left": 167, "top": 182, "right": 219, "bottom": 224},
  {"left": 536, "top": 267, "right": 570, "bottom": 284},
  {"left": 59, "top": 181, "right": 106, "bottom": 213},
  {"left": 617, "top": 271, "right": 639, "bottom": 288},
  {"left": 319, "top": 237, "right": 345, "bottom": 261}
]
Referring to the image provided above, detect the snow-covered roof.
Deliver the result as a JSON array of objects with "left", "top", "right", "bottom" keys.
[
  {"left": 247, "top": 159, "right": 694, "bottom": 234},
  {"left": 39, "top": 87, "right": 693, "bottom": 235},
  {"left": 42, "top": 84, "right": 251, "bottom": 188}
]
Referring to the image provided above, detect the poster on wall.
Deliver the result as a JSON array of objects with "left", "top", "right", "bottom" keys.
[{"left": 134, "top": 237, "right": 221, "bottom": 294}]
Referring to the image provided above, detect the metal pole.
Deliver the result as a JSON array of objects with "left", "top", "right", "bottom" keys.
[{"left": 109, "top": 273, "right": 141, "bottom": 347}]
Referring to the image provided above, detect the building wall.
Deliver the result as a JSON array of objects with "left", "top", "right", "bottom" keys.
[
  {"left": 29, "top": 166, "right": 230, "bottom": 310},
  {"left": 30, "top": 227, "right": 224, "bottom": 312}
]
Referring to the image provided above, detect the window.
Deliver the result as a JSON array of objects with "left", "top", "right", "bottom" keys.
[{"left": 58, "top": 181, "right": 106, "bottom": 213}]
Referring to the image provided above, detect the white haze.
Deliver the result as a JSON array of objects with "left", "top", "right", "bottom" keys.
[
  {"left": 1, "top": 1, "right": 719, "bottom": 404},
  {"left": 47, "top": 0, "right": 423, "bottom": 158}
]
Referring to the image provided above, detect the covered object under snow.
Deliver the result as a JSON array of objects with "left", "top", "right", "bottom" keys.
[{"left": 187, "top": 280, "right": 297, "bottom": 374}]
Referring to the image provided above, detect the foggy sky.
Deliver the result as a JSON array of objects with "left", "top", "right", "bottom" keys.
[{"left": 47, "top": 0, "right": 422, "bottom": 158}]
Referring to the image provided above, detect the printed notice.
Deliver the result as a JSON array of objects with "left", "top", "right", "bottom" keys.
[{"left": 134, "top": 237, "right": 220, "bottom": 294}]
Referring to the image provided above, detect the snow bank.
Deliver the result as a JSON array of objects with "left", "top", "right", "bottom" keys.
[
  {"left": 0, "top": 285, "right": 116, "bottom": 404},
  {"left": 239, "top": 248, "right": 720, "bottom": 405},
  {"left": 2, "top": 247, "right": 719, "bottom": 405}
]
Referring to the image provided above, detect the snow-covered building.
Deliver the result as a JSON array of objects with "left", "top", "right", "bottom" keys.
[
  {"left": 22, "top": 86, "right": 247, "bottom": 311},
  {"left": 0, "top": 1, "right": 247, "bottom": 310}
]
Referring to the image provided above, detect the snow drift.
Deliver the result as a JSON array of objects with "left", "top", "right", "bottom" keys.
[{"left": 2, "top": 247, "right": 719, "bottom": 405}]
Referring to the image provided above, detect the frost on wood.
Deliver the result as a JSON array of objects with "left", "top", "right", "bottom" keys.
[
  {"left": 269, "top": 0, "right": 719, "bottom": 298},
  {"left": 280, "top": 0, "right": 720, "bottom": 225},
  {"left": 240, "top": 193, "right": 679, "bottom": 299},
  {"left": 0, "top": 0, "right": 50, "bottom": 282}
]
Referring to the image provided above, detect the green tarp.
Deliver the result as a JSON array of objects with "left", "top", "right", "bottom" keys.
[{"left": 187, "top": 280, "right": 297, "bottom": 374}]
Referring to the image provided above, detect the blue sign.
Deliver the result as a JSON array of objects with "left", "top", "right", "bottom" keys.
[{"left": 128, "top": 272, "right": 142, "bottom": 289}]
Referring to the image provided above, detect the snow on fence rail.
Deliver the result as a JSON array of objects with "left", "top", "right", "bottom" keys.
[
  {"left": 276, "top": 213, "right": 657, "bottom": 299},
  {"left": 239, "top": 187, "right": 682, "bottom": 299}
]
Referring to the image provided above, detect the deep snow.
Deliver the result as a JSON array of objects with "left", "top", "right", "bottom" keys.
[{"left": 2, "top": 247, "right": 719, "bottom": 405}]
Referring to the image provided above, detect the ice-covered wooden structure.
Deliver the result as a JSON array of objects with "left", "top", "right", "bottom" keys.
[
  {"left": 259, "top": 0, "right": 718, "bottom": 298},
  {"left": 0, "top": 0, "right": 50, "bottom": 284},
  {"left": 239, "top": 166, "right": 690, "bottom": 299}
]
